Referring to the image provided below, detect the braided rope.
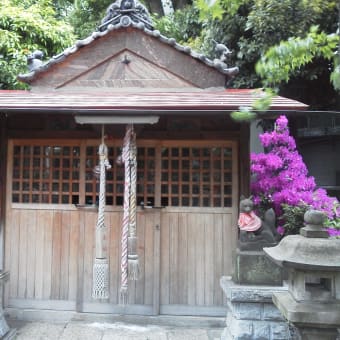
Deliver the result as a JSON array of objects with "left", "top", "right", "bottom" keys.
[
  {"left": 129, "top": 131, "right": 137, "bottom": 238},
  {"left": 120, "top": 125, "right": 132, "bottom": 303},
  {"left": 127, "top": 130, "right": 139, "bottom": 280},
  {"left": 93, "top": 141, "right": 111, "bottom": 299}
]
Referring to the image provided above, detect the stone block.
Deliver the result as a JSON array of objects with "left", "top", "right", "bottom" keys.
[
  {"left": 297, "top": 327, "right": 340, "bottom": 340},
  {"left": 233, "top": 250, "right": 283, "bottom": 285},
  {"left": 220, "top": 276, "right": 288, "bottom": 303},
  {"left": 252, "top": 322, "right": 270, "bottom": 340},
  {"left": 233, "top": 303, "right": 262, "bottom": 320},
  {"left": 263, "top": 303, "right": 285, "bottom": 321},
  {"left": 228, "top": 318, "right": 253, "bottom": 339},
  {"left": 221, "top": 278, "right": 291, "bottom": 340},
  {"left": 270, "top": 323, "right": 291, "bottom": 340},
  {"left": 272, "top": 291, "right": 340, "bottom": 327}
]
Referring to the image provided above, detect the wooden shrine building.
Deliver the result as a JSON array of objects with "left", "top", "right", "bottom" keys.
[{"left": 0, "top": 0, "right": 307, "bottom": 317}]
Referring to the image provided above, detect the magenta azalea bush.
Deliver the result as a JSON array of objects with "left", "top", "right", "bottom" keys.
[{"left": 251, "top": 115, "right": 340, "bottom": 236}]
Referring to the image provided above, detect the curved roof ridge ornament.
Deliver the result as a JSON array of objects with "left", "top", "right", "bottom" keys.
[
  {"left": 98, "top": 0, "right": 153, "bottom": 31},
  {"left": 212, "top": 40, "right": 239, "bottom": 86}
]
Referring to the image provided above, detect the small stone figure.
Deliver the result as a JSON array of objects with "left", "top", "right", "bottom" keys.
[
  {"left": 213, "top": 40, "right": 232, "bottom": 63},
  {"left": 211, "top": 40, "right": 239, "bottom": 85},
  {"left": 238, "top": 196, "right": 262, "bottom": 233},
  {"left": 238, "top": 196, "right": 279, "bottom": 251},
  {"left": 27, "top": 50, "right": 44, "bottom": 72}
]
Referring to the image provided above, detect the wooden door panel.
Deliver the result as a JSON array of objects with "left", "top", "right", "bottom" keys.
[{"left": 160, "top": 209, "right": 236, "bottom": 308}]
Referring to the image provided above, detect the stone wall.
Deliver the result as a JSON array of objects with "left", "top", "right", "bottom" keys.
[{"left": 220, "top": 276, "right": 290, "bottom": 340}]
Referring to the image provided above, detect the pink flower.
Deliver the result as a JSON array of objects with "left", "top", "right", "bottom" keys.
[
  {"left": 275, "top": 115, "right": 288, "bottom": 132},
  {"left": 327, "top": 228, "right": 340, "bottom": 237},
  {"left": 277, "top": 225, "right": 285, "bottom": 235},
  {"left": 251, "top": 115, "right": 340, "bottom": 235}
]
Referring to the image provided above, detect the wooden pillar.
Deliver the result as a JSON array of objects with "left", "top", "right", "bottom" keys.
[
  {"left": 239, "top": 123, "right": 250, "bottom": 198},
  {"left": 0, "top": 114, "right": 7, "bottom": 271}
]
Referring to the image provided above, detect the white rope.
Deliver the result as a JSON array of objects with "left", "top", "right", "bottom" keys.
[
  {"left": 119, "top": 125, "right": 139, "bottom": 304},
  {"left": 92, "top": 132, "right": 111, "bottom": 300}
]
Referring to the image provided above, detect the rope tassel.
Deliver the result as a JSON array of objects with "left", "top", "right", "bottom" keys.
[
  {"left": 93, "top": 258, "right": 109, "bottom": 299},
  {"left": 128, "top": 236, "right": 139, "bottom": 280}
]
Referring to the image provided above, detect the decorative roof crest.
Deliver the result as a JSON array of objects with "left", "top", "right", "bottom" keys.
[{"left": 98, "top": 0, "right": 153, "bottom": 31}]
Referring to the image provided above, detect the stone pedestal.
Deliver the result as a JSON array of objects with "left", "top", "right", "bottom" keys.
[
  {"left": 220, "top": 276, "right": 290, "bottom": 340},
  {"left": 0, "top": 272, "right": 16, "bottom": 339},
  {"left": 233, "top": 249, "right": 283, "bottom": 286}
]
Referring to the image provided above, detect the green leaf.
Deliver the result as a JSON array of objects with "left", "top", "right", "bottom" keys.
[{"left": 231, "top": 107, "right": 256, "bottom": 121}]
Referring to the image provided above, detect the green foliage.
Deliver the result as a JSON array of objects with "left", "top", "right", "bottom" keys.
[
  {"left": 279, "top": 203, "right": 309, "bottom": 235},
  {"left": 0, "top": 0, "right": 75, "bottom": 89},
  {"left": 230, "top": 107, "right": 256, "bottom": 121},
  {"left": 194, "top": 0, "right": 248, "bottom": 18},
  {"left": 331, "top": 55, "right": 340, "bottom": 91},
  {"left": 256, "top": 26, "right": 339, "bottom": 87},
  {"left": 194, "top": 0, "right": 224, "bottom": 20},
  {"left": 153, "top": 5, "right": 202, "bottom": 44},
  {"left": 246, "top": 0, "right": 334, "bottom": 46},
  {"left": 231, "top": 89, "right": 274, "bottom": 122},
  {"left": 324, "top": 217, "right": 340, "bottom": 229},
  {"left": 67, "top": 0, "right": 112, "bottom": 39},
  {"left": 252, "top": 88, "right": 275, "bottom": 111}
]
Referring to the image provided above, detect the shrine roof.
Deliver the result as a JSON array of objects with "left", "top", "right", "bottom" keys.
[{"left": 0, "top": 89, "right": 308, "bottom": 114}]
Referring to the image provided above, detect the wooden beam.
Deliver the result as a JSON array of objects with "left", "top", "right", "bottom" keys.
[{"left": 239, "top": 123, "right": 250, "bottom": 198}]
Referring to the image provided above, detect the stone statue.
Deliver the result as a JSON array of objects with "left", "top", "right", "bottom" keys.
[
  {"left": 27, "top": 50, "right": 44, "bottom": 72},
  {"left": 213, "top": 40, "right": 232, "bottom": 63},
  {"left": 238, "top": 196, "right": 279, "bottom": 251}
]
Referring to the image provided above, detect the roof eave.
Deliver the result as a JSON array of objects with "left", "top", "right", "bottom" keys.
[{"left": 0, "top": 107, "right": 308, "bottom": 116}]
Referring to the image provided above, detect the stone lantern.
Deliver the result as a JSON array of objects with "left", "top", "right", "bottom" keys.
[{"left": 264, "top": 210, "right": 340, "bottom": 339}]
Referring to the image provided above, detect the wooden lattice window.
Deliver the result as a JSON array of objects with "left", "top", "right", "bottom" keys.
[
  {"left": 12, "top": 144, "right": 81, "bottom": 204},
  {"left": 85, "top": 145, "right": 122, "bottom": 205},
  {"left": 11, "top": 141, "right": 234, "bottom": 208},
  {"left": 136, "top": 147, "right": 156, "bottom": 206},
  {"left": 160, "top": 146, "right": 233, "bottom": 207},
  {"left": 84, "top": 145, "right": 156, "bottom": 206}
]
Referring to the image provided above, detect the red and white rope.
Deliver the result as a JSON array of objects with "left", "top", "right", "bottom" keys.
[{"left": 120, "top": 125, "right": 132, "bottom": 300}]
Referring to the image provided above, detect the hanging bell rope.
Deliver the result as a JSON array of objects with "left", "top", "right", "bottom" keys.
[
  {"left": 128, "top": 129, "right": 139, "bottom": 280},
  {"left": 92, "top": 126, "right": 111, "bottom": 300},
  {"left": 119, "top": 124, "right": 139, "bottom": 304}
]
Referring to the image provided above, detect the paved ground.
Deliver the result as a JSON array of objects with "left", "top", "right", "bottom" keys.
[{"left": 7, "top": 318, "right": 224, "bottom": 340}]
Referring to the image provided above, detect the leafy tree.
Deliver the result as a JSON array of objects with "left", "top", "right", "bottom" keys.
[
  {"left": 256, "top": 27, "right": 339, "bottom": 87},
  {"left": 67, "top": 0, "right": 112, "bottom": 39},
  {"left": 0, "top": 0, "right": 75, "bottom": 89},
  {"left": 156, "top": 0, "right": 339, "bottom": 111},
  {"left": 154, "top": 5, "right": 202, "bottom": 45},
  {"left": 253, "top": 2, "right": 340, "bottom": 110}
]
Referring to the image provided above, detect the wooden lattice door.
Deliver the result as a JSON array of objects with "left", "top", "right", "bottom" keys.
[{"left": 6, "top": 139, "right": 238, "bottom": 316}]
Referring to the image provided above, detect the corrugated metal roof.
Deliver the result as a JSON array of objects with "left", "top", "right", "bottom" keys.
[{"left": 0, "top": 89, "right": 307, "bottom": 113}]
